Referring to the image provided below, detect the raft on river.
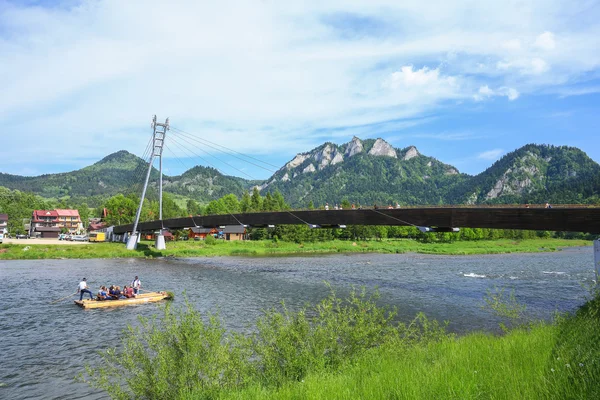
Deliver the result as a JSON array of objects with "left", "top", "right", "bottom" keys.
[{"left": 74, "top": 291, "right": 171, "bottom": 309}]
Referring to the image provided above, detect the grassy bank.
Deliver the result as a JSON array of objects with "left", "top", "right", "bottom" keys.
[
  {"left": 0, "top": 238, "right": 591, "bottom": 260},
  {"left": 82, "top": 287, "right": 600, "bottom": 399},
  {"left": 222, "top": 315, "right": 600, "bottom": 400}
]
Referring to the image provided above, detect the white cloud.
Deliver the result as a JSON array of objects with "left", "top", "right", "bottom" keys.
[
  {"left": 501, "top": 39, "right": 522, "bottom": 51},
  {"left": 478, "top": 85, "right": 494, "bottom": 97},
  {"left": 530, "top": 58, "right": 549, "bottom": 74},
  {"left": 496, "top": 57, "right": 549, "bottom": 75},
  {"left": 535, "top": 31, "right": 556, "bottom": 50},
  {"left": 477, "top": 149, "right": 504, "bottom": 160},
  {"left": 474, "top": 85, "right": 519, "bottom": 101},
  {"left": 0, "top": 1, "right": 598, "bottom": 175},
  {"left": 387, "top": 66, "right": 445, "bottom": 87},
  {"left": 504, "top": 87, "right": 520, "bottom": 100}
]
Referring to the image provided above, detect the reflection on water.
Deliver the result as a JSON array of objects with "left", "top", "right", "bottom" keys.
[{"left": 0, "top": 247, "right": 595, "bottom": 399}]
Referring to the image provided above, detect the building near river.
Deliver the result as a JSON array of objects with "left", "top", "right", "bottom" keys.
[
  {"left": 222, "top": 225, "right": 247, "bottom": 241},
  {"left": 188, "top": 227, "right": 218, "bottom": 240},
  {"left": 30, "top": 210, "right": 60, "bottom": 238},
  {"left": 29, "top": 209, "right": 82, "bottom": 238},
  {"left": 0, "top": 214, "right": 7, "bottom": 242},
  {"left": 0, "top": 213, "right": 7, "bottom": 233},
  {"left": 55, "top": 209, "right": 83, "bottom": 233}
]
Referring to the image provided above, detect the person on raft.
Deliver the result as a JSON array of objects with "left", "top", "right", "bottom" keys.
[{"left": 77, "top": 278, "right": 94, "bottom": 301}]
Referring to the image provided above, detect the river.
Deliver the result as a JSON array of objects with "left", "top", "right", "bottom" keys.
[{"left": 0, "top": 247, "right": 596, "bottom": 399}]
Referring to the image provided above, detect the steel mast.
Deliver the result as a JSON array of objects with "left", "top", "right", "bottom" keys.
[{"left": 126, "top": 115, "right": 169, "bottom": 250}]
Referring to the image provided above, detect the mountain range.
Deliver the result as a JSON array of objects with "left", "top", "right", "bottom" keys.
[{"left": 1, "top": 138, "right": 599, "bottom": 207}]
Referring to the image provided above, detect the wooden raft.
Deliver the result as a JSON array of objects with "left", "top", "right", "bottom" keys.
[{"left": 74, "top": 291, "right": 170, "bottom": 309}]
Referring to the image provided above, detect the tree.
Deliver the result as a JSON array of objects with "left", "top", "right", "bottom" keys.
[
  {"left": 77, "top": 203, "right": 90, "bottom": 229},
  {"left": 250, "top": 187, "right": 262, "bottom": 211},
  {"left": 264, "top": 193, "right": 274, "bottom": 211},
  {"left": 186, "top": 199, "right": 202, "bottom": 216},
  {"left": 103, "top": 194, "right": 138, "bottom": 226},
  {"left": 240, "top": 192, "right": 251, "bottom": 213}
]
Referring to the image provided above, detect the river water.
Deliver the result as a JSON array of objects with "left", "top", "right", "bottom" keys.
[{"left": 0, "top": 247, "right": 596, "bottom": 399}]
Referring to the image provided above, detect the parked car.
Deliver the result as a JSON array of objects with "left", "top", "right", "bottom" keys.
[
  {"left": 71, "top": 235, "right": 88, "bottom": 242},
  {"left": 58, "top": 233, "right": 67, "bottom": 240},
  {"left": 16, "top": 234, "right": 29, "bottom": 239}
]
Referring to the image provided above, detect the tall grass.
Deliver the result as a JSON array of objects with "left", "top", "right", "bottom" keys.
[
  {"left": 81, "top": 285, "right": 600, "bottom": 400},
  {"left": 81, "top": 287, "right": 446, "bottom": 399}
]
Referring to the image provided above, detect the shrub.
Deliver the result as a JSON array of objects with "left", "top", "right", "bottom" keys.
[
  {"left": 81, "top": 286, "right": 445, "bottom": 398},
  {"left": 204, "top": 234, "right": 217, "bottom": 245}
]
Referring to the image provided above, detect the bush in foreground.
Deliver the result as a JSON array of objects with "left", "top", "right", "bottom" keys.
[
  {"left": 82, "top": 286, "right": 600, "bottom": 400},
  {"left": 81, "top": 287, "right": 446, "bottom": 399}
]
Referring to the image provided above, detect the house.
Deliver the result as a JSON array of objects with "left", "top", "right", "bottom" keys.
[
  {"left": 88, "top": 222, "right": 107, "bottom": 232},
  {"left": 189, "top": 227, "right": 218, "bottom": 240},
  {"left": 144, "top": 231, "right": 174, "bottom": 241},
  {"left": 0, "top": 213, "right": 7, "bottom": 234},
  {"left": 56, "top": 209, "right": 83, "bottom": 233},
  {"left": 221, "top": 225, "right": 247, "bottom": 241},
  {"left": 30, "top": 210, "right": 60, "bottom": 238}
]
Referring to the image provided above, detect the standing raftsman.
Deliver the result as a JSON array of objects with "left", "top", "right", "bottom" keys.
[{"left": 126, "top": 115, "right": 169, "bottom": 250}]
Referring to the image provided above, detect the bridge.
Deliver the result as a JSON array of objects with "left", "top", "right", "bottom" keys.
[
  {"left": 115, "top": 115, "right": 600, "bottom": 276},
  {"left": 113, "top": 206, "right": 600, "bottom": 235}
]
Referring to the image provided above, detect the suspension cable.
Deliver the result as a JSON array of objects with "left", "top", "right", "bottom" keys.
[
  {"left": 170, "top": 126, "right": 280, "bottom": 170},
  {"left": 369, "top": 208, "right": 419, "bottom": 228},
  {"left": 169, "top": 132, "right": 256, "bottom": 180},
  {"left": 168, "top": 134, "right": 226, "bottom": 176}
]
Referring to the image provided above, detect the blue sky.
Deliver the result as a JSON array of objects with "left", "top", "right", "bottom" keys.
[{"left": 1, "top": 0, "right": 600, "bottom": 181}]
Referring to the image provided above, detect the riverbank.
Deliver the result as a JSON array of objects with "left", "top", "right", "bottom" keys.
[
  {"left": 219, "top": 296, "right": 600, "bottom": 400},
  {"left": 0, "top": 238, "right": 591, "bottom": 259},
  {"left": 83, "top": 284, "right": 600, "bottom": 399}
]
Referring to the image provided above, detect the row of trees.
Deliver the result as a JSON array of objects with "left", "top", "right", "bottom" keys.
[{"left": 2, "top": 184, "right": 595, "bottom": 242}]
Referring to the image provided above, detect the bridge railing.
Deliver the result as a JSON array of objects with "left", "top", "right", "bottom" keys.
[{"left": 286, "top": 203, "right": 600, "bottom": 212}]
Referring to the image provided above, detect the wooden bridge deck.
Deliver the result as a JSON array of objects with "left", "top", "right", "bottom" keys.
[{"left": 113, "top": 206, "right": 600, "bottom": 234}]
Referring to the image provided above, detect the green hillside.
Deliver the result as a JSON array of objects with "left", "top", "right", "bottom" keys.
[{"left": 1, "top": 141, "right": 599, "bottom": 209}]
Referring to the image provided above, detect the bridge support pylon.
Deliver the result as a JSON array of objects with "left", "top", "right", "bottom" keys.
[
  {"left": 127, "top": 115, "right": 169, "bottom": 250},
  {"left": 126, "top": 234, "right": 139, "bottom": 250},
  {"left": 155, "top": 231, "right": 166, "bottom": 250}
]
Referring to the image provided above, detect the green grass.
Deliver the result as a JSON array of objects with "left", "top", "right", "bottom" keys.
[
  {"left": 0, "top": 238, "right": 590, "bottom": 260},
  {"left": 224, "top": 326, "right": 558, "bottom": 400},
  {"left": 82, "top": 286, "right": 600, "bottom": 400},
  {"left": 211, "top": 295, "right": 600, "bottom": 400}
]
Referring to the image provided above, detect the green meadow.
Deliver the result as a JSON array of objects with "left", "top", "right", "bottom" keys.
[{"left": 0, "top": 237, "right": 591, "bottom": 260}]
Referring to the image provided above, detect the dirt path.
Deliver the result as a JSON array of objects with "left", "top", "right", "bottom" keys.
[{"left": 2, "top": 238, "right": 89, "bottom": 245}]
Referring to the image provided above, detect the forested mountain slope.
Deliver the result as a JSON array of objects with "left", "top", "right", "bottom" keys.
[{"left": 1, "top": 141, "right": 599, "bottom": 208}]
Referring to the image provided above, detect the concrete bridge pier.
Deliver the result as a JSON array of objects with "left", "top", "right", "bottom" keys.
[
  {"left": 126, "top": 234, "right": 139, "bottom": 250},
  {"left": 155, "top": 231, "right": 166, "bottom": 250}
]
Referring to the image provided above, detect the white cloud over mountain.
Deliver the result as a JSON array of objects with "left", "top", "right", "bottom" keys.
[{"left": 0, "top": 0, "right": 599, "bottom": 175}]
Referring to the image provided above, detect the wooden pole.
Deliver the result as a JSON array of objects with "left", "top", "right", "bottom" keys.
[{"left": 50, "top": 292, "right": 78, "bottom": 304}]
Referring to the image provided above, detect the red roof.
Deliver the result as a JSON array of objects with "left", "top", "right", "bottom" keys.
[
  {"left": 33, "top": 210, "right": 58, "bottom": 218},
  {"left": 89, "top": 222, "right": 107, "bottom": 231},
  {"left": 55, "top": 209, "right": 80, "bottom": 217}
]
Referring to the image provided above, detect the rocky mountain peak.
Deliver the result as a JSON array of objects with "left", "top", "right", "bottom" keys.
[
  {"left": 285, "top": 153, "right": 309, "bottom": 170},
  {"left": 403, "top": 146, "right": 419, "bottom": 160},
  {"left": 345, "top": 136, "right": 364, "bottom": 157},
  {"left": 368, "top": 138, "right": 397, "bottom": 158},
  {"left": 315, "top": 144, "right": 335, "bottom": 170}
]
